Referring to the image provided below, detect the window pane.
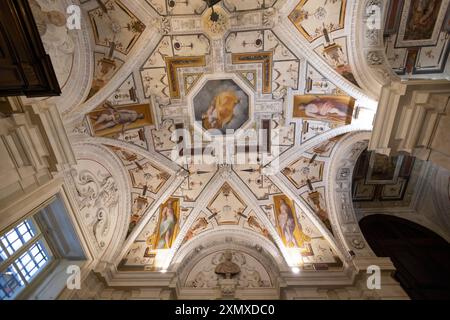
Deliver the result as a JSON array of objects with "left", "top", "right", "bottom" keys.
[
  {"left": 0, "top": 265, "right": 25, "bottom": 300},
  {"left": 31, "top": 245, "right": 41, "bottom": 256},
  {"left": 15, "top": 241, "right": 49, "bottom": 282},
  {"left": 11, "top": 240, "right": 23, "bottom": 252},
  {"left": 21, "top": 254, "right": 31, "bottom": 266},
  {"left": 6, "top": 232, "right": 18, "bottom": 243},
  {"left": 0, "top": 220, "right": 36, "bottom": 255},
  {"left": 22, "top": 232, "right": 32, "bottom": 243},
  {"left": 17, "top": 224, "right": 28, "bottom": 235}
]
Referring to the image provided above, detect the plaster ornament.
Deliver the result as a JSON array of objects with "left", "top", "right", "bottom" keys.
[
  {"left": 218, "top": 279, "right": 238, "bottom": 297},
  {"left": 365, "top": 29, "right": 379, "bottom": 46},
  {"left": 367, "top": 51, "right": 384, "bottom": 65},
  {"left": 365, "top": 0, "right": 382, "bottom": 10},
  {"left": 150, "top": 17, "right": 171, "bottom": 35},
  {"left": 70, "top": 167, "right": 119, "bottom": 248},
  {"left": 73, "top": 123, "right": 89, "bottom": 135},
  {"left": 219, "top": 164, "right": 233, "bottom": 179},
  {"left": 351, "top": 237, "right": 366, "bottom": 249},
  {"left": 29, "top": 0, "right": 66, "bottom": 36},
  {"left": 263, "top": 8, "right": 279, "bottom": 28},
  {"left": 93, "top": 209, "right": 109, "bottom": 248}
]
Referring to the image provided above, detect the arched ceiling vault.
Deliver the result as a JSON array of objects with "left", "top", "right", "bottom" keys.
[{"left": 53, "top": 0, "right": 398, "bottom": 278}]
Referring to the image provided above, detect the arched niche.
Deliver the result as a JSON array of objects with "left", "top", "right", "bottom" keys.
[
  {"left": 350, "top": 0, "right": 400, "bottom": 98},
  {"left": 172, "top": 230, "right": 284, "bottom": 300}
]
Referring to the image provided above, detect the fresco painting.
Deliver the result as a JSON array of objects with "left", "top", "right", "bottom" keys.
[
  {"left": 194, "top": 79, "right": 249, "bottom": 134},
  {"left": 87, "top": 103, "right": 154, "bottom": 137},
  {"left": 273, "top": 195, "right": 311, "bottom": 249},
  {"left": 404, "top": 0, "right": 443, "bottom": 40}
]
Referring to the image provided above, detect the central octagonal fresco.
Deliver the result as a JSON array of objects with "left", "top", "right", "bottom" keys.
[{"left": 193, "top": 79, "right": 250, "bottom": 134}]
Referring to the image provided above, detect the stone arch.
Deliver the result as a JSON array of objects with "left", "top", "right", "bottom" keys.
[
  {"left": 327, "top": 130, "right": 450, "bottom": 257},
  {"left": 349, "top": 0, "right": 400, "bottom": 99},
  {"left": 429, "top": 165, "right": 450, "bottom": 234}
]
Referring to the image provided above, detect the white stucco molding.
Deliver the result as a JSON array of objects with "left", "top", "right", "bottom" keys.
[
  {"left": 69, "top": 134, "right": 181, "bottom": 174},
  {"left": 277, "top": 123, "right": 373, "bottom": 170}
]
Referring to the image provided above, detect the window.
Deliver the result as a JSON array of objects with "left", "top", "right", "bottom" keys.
[{"left": 0, "top": 218, "right": 52, "bottom": 300}]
